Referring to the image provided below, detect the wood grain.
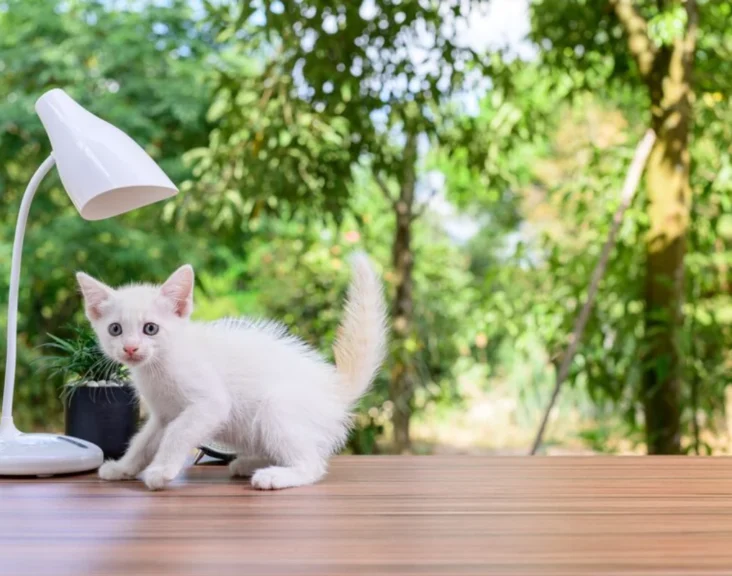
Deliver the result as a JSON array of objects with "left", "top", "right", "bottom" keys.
[{"left": 2, "top": 456, "right": 732, "bottom": 575}]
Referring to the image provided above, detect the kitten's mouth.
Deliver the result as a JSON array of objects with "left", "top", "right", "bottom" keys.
[{"left": 121, "top": 354, "right": 146, "bottom": 365}]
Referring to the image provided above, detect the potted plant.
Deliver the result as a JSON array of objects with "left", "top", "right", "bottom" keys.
[{"left": 41, "top": 326, "right": 138, "bottom": 460}]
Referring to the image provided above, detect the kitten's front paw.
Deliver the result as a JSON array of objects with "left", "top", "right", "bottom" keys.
[
  {"left": 98, "top": 460, "right": 136, "bottom": 481},
  {"left": 142, "top": 465, "right": 178, "bottom": 491}
]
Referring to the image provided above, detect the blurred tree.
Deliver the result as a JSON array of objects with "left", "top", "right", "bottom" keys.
[
  {"left": 528, "top": 0, "right": 732, "bottom": 453},
  {"left": 192, "top": 0, "right": 508, "bottom": 451}
]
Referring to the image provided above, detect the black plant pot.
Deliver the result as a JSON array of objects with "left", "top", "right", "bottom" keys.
[{"left": 65, "top": 385, "right": 139, "bottom": 460}]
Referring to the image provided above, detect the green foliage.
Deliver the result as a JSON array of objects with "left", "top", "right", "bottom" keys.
[
  {"left": 188, "top": 0, "right": 500, "bottom": 225},
  {"left": 530, "top": 0, "right": 732, "bottom": 97},
  {"left": 40, "top": 325, "right": 127, "bottom": 387}
]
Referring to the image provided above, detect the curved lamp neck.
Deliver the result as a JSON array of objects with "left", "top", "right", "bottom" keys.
[{"left": 0, "top": 155, "right": 56, "bottom": 438}]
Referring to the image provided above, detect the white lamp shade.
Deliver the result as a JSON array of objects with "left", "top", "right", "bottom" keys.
[{"left": 35, "top": 89, "right": 178, "bottom": 220}]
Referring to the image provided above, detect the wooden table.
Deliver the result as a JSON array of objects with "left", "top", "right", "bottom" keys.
[{"left": 2, "top": 456, "right": 732, "bottom": 575}]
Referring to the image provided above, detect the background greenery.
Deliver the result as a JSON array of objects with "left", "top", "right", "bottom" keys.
[{"left": 1, "top": 0, "right": 729, "bottom": 455}]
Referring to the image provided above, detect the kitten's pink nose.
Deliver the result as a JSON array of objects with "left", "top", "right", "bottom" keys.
[{"left": 123, "top": 345, "right": 139, "bottom": 356}]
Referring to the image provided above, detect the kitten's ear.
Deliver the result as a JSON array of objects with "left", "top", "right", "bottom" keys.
[
  {"left": 160, "top": 264, "right": 194, "bottom": 318},
  {"left": 76, "top": 272, "right": 114, "bottom": 321}
]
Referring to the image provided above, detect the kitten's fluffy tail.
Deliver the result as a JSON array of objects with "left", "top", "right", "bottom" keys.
[{"left": 333, "top": 252, "right": 388, "bottom": 406}]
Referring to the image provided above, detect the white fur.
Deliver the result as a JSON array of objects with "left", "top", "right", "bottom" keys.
[{"left": 78, "top": 253, "right": 387, "bottom": 491}]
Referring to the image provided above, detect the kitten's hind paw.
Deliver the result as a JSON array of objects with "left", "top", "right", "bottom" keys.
[
  {"left": 98, "top": 460, "right": 137, "bottom": 481},
  {"left": 251, "top": 465, "right": 323, "bottom": 490}
]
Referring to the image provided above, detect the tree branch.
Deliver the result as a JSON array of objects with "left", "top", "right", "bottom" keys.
[
  {"left": 530, "top": 129, "right": 657, "bottom": 455},
  {"left": 684, "top": 0, "right": 698, "bottom": 57},
  {"left": 374, "top": 173, "right": 397, "bottom": 208},
  {"left": 610, "top": 0, "right": 656, "bottom": 79},
  {"left": 412, "top": 186, "right": 439, "bottom": 221}
]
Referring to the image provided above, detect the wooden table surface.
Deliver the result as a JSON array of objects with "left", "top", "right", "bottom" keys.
[{"left": 2, "top": 456, "right": 732, "bottom": 575}]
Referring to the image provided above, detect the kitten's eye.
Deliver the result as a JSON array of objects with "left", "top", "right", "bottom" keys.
[
  {"left": 143, "top": 322, "right": 159, "bottom": 336},
  {"left": 108, "top": 323, "right": 122, "bottom": 337}
]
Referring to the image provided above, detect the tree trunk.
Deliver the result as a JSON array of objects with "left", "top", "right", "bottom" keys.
[
  {"left": 389, "top": 130, "right": 418, "bottom": 453},
  {"left": 641, "top": 15, "right": 696, "bottom": 454}
]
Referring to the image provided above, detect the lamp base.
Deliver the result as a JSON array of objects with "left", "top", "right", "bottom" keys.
[{"left": 0, "top": 423, "right": 103, "bottom": 476}]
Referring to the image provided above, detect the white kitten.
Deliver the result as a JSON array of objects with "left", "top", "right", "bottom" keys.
[{"left": 76, "top": 253, "right": 387, "bottom": 491}]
